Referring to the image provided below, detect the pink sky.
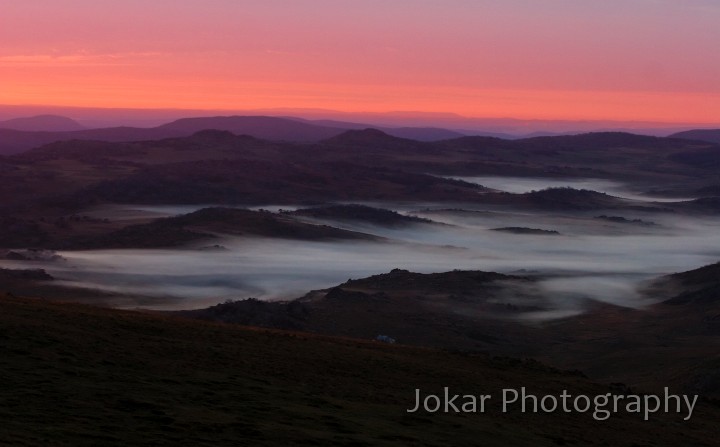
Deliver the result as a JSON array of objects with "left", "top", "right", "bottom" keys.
[{"left": 1, "top": 0, "right": 719, "bottom": 123}]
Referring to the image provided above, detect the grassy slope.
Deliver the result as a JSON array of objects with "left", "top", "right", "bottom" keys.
[{"left": 0, "top": 294, "right": 718, "bottom": 446}]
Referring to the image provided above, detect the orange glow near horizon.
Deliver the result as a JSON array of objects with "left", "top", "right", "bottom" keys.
[{"left": 2, "top": 1, "right": 720, "bottom": 124}]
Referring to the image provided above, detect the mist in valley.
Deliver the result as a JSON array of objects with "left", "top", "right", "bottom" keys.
[
  {"left": 8, "top": 195, "right": 719, "bottom": 318},
  {"left": 445, "top": 176, "right": 696, "bottom": 202}
]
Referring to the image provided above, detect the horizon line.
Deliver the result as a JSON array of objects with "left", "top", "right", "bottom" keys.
[{"left": 1, "top": 103, "right": 718, "bottom": 128}]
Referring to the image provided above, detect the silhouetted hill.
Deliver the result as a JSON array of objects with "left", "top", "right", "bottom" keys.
[
  {"left": 440, "top": 132, "right": 695, "bottom": 152},
  {"left": 695, "top": 184, "right": 720, "bottom": 196},
  {"left": 156, "top": 116, "right": 343, "bottom": 141},
  {"left": 0, "top": 216, "right": 50, "bottom": 248},
  {"left": 0, "top": 116, "right": 460, "bottom": 155},
  {"left": 320, "top": 129, "right": 441, "bottom": 160},
  {"left": 474, "top": 187, "right": 648, "bottom": 211},
  {"left": 524, "top": 187, "right": 622, "bottom": 209},
  {"left": 430, "top": 131, "right": 720, "bottom": 180},
  {"left": 657, "top": 262, "right": 720, "bottom": 305},
  {"left": 376, "top": 126, "right": 465, "bottom": 141},
  {"left": 19, "top": 130, "right": 466, "bottom": 210},
  {"left": 4, "top": 127, "right": 713, "bottom": 217},
  {"left": 290, "top": 204, "right": 433, "bottom": 227},
  {"left": 0, "top": 114, "right": 85, "bottom": 132},
  {"left": 517, "top": 132, "right": 690, "bottom": 150},
  {"left": 594, "top": 215, "right": 656, "bottom": 226},
  {"left": 0, "top": 129, "right": 67, "bottom": 155},
  {"left": 338, "top": 268, "right": 515, "bottom": 293},
  {"left": 63, "top": 207, "right": 378, "bottom": 249},
  {"left": 286, "top": 117, "right": 467, "bottom": 141},
  {"left": 490, "top": 227, "right": 560, "bottom": 235},
  {"left": 176, "top": 265, "right": 720, "bottom": 400},
  {"left": 0, "top": 115, "right": 348, "bottom": 154},
  {"left": 5, "top": 294, "right": 717, "bottom": 446},
  {"left": 179, "top": 269, "right": 541, "bottom": 353},
  {"left": 300, "top": 118, "right": 466, "bottom": 141},
  {"left": 166, "top": 207, "right": 378, "bottom": 240},
  {"left": 0, "top": 267, "right": 53, "bottom": 282},
  {"left": 668, "top": 146, "right": 720, "bottom": 168},
  {"left": 666, "top": 262, "right": 720, "bottom": 289},
  {"left": 2, "top": 126, "right": 719, "bottom": 217},
  {"left": 438, "top": 135, "right": 516, "bottom": 148},
  {"left": 674, "top": 197, "right": 720, "bottom": 214},
  {"left": 670, "top": 129, "right": 720, "bottom": 144},
  {"left": 323, "top": 128, "right": 419, "bottom": 147},
  {"left": 178, "top": 298, "right": 309, "bottom": 329},
  {"left": 0, "top": 127, "right": 156, "bottom": 155}
]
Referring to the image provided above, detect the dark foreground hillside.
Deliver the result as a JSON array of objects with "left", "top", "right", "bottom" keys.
[{"left": 0, "top": 295, "right": 718, "bottom": 446}]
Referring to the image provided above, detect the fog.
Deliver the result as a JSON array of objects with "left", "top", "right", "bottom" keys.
[
  {"left": 445, "top": 176, "right": 696, "bottom": 202},
  {"left": 5, "top": 198, "right": 716, "bottom": 319},
  {"left": 3, "top": 175, "right": 718, "bottom": 317},
  {"left": 84, "top": 204, "right": 300, "bottom": 221}
]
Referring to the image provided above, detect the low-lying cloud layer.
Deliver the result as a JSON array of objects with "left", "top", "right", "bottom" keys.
[{"left": 8, "top": 193, "right": 715, "bottom": 316}]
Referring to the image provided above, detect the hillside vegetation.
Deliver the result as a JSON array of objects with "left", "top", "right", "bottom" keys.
[{"left": 1, "top": 294, "right": 719, "bottom": 446}]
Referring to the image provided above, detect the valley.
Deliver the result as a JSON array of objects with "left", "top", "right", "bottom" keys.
[{"left": 2, "top": 119, "right": 720, "bottom": 445}]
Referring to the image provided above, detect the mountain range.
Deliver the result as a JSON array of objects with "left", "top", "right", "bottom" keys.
[
  {"left": 0, "top": 115, "right": 475, "bottom": 155},
  {"left": 2, "top": 113, "right": 720, "bottom": 155}
]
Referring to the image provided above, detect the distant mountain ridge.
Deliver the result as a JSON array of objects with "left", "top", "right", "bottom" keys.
[
  {"left": 287, "top": 117, "right": 467, "bottom": 140},
  {"left": 669, "top": 129, "right": 720, "bottom": 144},
  {"left": 0, "top": 116, "right": 341, "bottom": 154},
  {"left": 0, "top": 115, "right": 468, "bottom": 155},
  {"left": 155, "top": 116, "right": 343, "bottom": 141},
  {"left": 2, "top": 113, "right": 716, "bottom": 156},
  {"left": 0, "top": 115, "right": 85, "bottom": 132},
  {"left": 323, "top": 128, "right": 423, "bottom": 148}
]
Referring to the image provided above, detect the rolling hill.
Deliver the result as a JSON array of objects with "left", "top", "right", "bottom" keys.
[
  {"left": 1, "top": 124, "right": 720, "bottom": 445},
  {"left": 174, "top": 263, "right": 720, "bottom": 401},
  {"left": 670, "top": 129, "right": 720, "bottom": 144},
  {"left": 1, "top": 294, "right": 718, "bottom": 446},
  {"left": 0, "top": 115, "right": 464, "bottom": 154},
  {"left": 0, "top": 116, "right": 345, "bottom": 155},
  {"left": 0, "top": 114, "right": 85, "bottom": 132},
  {"left": 64, "top": 207, "right": 378, "bottom": 249},
  {"left": 289, "top": 117, "right": 467, "bottom": 140},
  {"left": 290, "top": 204, "right": 434, "bottom": 227}
]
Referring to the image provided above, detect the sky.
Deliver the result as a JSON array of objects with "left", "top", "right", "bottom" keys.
[{"left": 1, "top": 0, "right": 719, "bottom": 123}]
